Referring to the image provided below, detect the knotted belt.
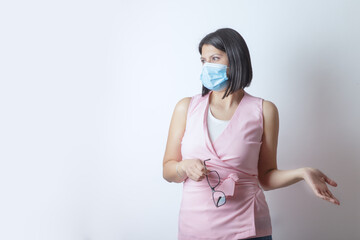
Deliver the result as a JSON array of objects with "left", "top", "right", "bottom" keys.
[{"left": 215, "top": 172, "right": 259, "bottom": 197}]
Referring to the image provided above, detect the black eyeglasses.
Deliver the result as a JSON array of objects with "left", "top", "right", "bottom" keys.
[{"left": 203, "top": 159, "right": 226, "bottom": 207}]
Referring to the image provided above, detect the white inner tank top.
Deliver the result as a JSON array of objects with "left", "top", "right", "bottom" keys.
[{"left": 207, "top": 106, "right": 230, "bottom": 143}]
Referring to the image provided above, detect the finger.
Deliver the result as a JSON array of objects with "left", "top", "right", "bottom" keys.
[
  {"left": 315, "top": 189, "right": 327, "bottom": 200},
  {"left": 319, "top": 176, "right": 326, "bottom": 183},
  {"left": 187, "top": 168, "right": 199, "bottom": 180},
  {"left": 316, "top": 190, "right": 332, "bottom": 202},
  {"left": 193, "top": 167, "right": 205, "bottom": 177},
  {"left": 185, "top": 169, "right": 193, "bottom": 179},
  {"left": 325, "top": 176, "right": 338, "bottom": 187},
  {"left": 201, "top": 161, "right": 211, "bottom": 175},
  {"left": 324, "top": 190, "right": 332, "bottom": 199},
  {"left": 188, "top": 164, "right": 201, "bottom": 175},
  {"left": 189, "top": 168, "right": 205, "bottom": 181},
  {"left": 189, "top": 174, "right": 201, "bottom": 182},
  {"left": 322, "top": 190, "right": 331, "bottom": 198},
  {"left": 200, "top": 165, "right": 210, "bottom": 176},
  {"left": 326, "top": 190, "right": 340, "bottom": 205},
  {"left": 325, "top": 189, "right": 334, "bottom": 198},
  {"left": 316, "top": 189, "right": 338, "bottom": 205},
  {"left": 321, "top": 173, "right": 337, "bottom": 186},
  {"left": 196, "top": 163, "right": 207, "bottom": 173}
]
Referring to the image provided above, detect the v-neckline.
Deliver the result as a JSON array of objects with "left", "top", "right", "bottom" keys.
[{"left": 203, "top": 90, "right": 247, "bottom": 156}]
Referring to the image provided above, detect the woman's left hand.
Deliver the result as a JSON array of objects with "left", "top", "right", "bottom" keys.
[{"left": 302, "top": 167, "right": 340, "bottom": 205}]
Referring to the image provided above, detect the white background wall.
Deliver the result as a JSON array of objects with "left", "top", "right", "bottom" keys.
[{"left": 0, "top": 0, "right": 359, "bottom": 239}]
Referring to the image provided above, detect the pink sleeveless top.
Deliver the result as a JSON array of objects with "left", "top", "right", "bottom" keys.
[{"left": 179, "top": 90, "right": 272, "bottom": 240}]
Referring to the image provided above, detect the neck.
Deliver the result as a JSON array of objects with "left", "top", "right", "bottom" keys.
[{"left": 209, "top": 88, "right": 244, "bottom": 110}]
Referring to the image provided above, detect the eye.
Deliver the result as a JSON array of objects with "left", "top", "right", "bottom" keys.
[{"left": 211, "top": 57, "right": 220, "bottom": 62}]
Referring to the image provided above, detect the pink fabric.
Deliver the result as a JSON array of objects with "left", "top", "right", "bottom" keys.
[{"left": 179, "top": 90, "right": 272, "bottom": 240}]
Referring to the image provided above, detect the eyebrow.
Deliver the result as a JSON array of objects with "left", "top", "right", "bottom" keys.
[{"left": 200, "top": 53, "right": 222, "bottom": 60}]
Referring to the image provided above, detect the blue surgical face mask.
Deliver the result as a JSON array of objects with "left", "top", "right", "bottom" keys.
[{"left": 200, "top": 62, "right": 229, "bottom": 91}]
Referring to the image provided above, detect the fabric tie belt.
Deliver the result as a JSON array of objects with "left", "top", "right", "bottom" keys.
[{"left": 216, "top": 172, "right": 259, "bottom": 197}]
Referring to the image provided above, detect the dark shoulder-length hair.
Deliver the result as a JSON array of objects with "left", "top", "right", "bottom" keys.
[{"left": 198, "top": 28, "right": 253, "bottom": 99}]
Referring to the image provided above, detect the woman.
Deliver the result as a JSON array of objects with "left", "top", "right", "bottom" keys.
[{"left": 162, "top": 28, "right": 340, "bottom": 240}]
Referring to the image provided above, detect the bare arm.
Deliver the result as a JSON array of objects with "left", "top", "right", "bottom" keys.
[
  {"left": 258, "top": 100, "right": 305, "bottom": 191},
  {"left": 162, "top": 97, "right": 191, "bottom": 183},
  {"left": 258, "top": 100, "right": 340, "bottom": 205}
]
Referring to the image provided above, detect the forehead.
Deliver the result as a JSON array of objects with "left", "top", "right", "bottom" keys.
[{"left": 201, "top": 44, "right": 226, "bottom": 58}]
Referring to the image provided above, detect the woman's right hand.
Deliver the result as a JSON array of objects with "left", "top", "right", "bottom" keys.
[{"left": 179, "top": 159, "right": 210, "bottom": 182}]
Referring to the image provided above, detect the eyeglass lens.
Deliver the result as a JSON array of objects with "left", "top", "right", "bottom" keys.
[
  {"left": 213, "top": 191, "right": 226, "bottom": 207},
  {"left": 204, "top": 159, "right": 226, "bottom": 207},
  {"left": 207, "top": 170, "right": 221, "bottom": 188}
]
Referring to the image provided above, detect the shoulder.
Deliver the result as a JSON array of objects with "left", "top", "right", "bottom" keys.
[
  {"left": 174, "top": 97, "right": 192, "bottom": 114},
  {"left": 244, "top": 92, "right": 279, "bottom": 128},
  {"left": 261, "top": 100, "right": 279, "bottom": 129},
  {"left": 243, "top": 92, "right": 273, "bottom": 115},
  {"left": 262, "top": 100, "right": 279, "bottom": 118},
  {"left": 174, "top": 93, "right": 203, "bottom": 115}
]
